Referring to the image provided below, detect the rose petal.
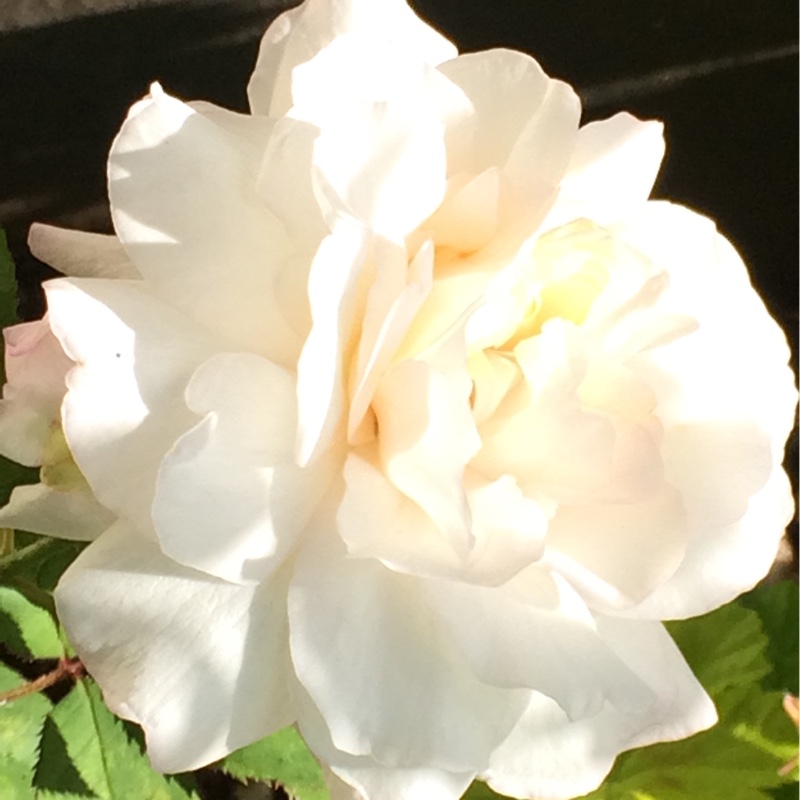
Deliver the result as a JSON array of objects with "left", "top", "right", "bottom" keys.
[
  {"left": 438, "top": 49, "right": 578, "bottom": 192},
  {"left": 543, "top": 485, "right": 688, "bottom": 611},
  {"left": 310, "top": 81, "right": 448, "bottom": 240},
  {"left": 348, "top": 239, "right": 433, "bottom": 441},
  {"left": 0, "top": 318, "right": 72, "bottom": 466},
  {"left": 45, "top": 278, "right": 221, "bottom": 534},
  {"left": 109, "top": 84, "right": 301, "bottom": 366},
  {"left": 0, "top": 482, "right": 114, "bottom": 540},
  {"left": 289, "top": 534, "right": 526, "bottom": 772},
  {"left": 373, "top": 328, "right": 480, "bottom": 553},
  {"left": 295, "top": 225, "right": 369, "bottom": 466},
  {"left": 28, "top": 223, "right": 140, "bottom": 280},
  {"left": 154, "top": 353, "right": 335, "bottom": 584},
  {"left": 482, "top": 618, "right": 715, "bottom": 799},
  {"left": 339, "top": 453, "right": 546, "bottom": 586},
  {"left": 542, "top": 113, "right": 665, "bottom": 230},
  {"left": 55, "top": 521, "right": 294, "bottom": 773},
  {"left": 247, "top": 0, "right": 456, "bottom": 117},
  {"left": 426, "top": 568, "right": 655, "bottom": 718}
]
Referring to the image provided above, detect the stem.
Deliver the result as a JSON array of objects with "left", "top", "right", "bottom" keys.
[
  {"left": 0, "top": 656, "right": 85, "bottom": 704},
  {"left": 0, "top": 528, "right": 13, "bottom": 558},
  {"left": 0, "top": 535, "right": 53, "bottom": 569}
]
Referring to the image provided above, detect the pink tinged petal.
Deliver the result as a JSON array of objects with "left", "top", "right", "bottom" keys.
[
  {"left": 247, "top": 0, "right": 457, "bottom": 117},
  {"left": 45, "top": 278, "right": 222, "bottom": 535},
  {"left": 288, "top": 537, "right": 526, "bottom": 772},
  {"left": 311, "top": 93, "right": 448, "bottom": 240},
  {"left": 427, "top": 568, "right": 655, "bottom": 720},
  {"left": 348, "top": 239, "right": 434, "bottom": 441},
  {"left": 154, "top": 353, "right": 335, "bottom": 584},
  {"left": 543, "top": 485, "right": 688, "bottom": 612},
  {"left": 0, "top": 318, "right": 72, "bottom": 465},
  {"left": 296, "top": 226, "right": 369, "bottom": 466},
  {"left": 108, "top": 84, "right": 301, "bottom": 366},
  {"left": 54, "top": 521, "right": 294, "bottom": 773},
  {"left": 0, "top": 482, "right": 115, "bottom": 540},
  {"left": 373, "top": 330, "right": 480, "bottom": 554},
  {"left": 27, "top": 223, "right": 141, "bottom": 280},
  {"left": 543, "top": 113, "right": 666, "bottom": 230},
  {"left": 483, "top": 619, "right": 716, "bottom": 800}
]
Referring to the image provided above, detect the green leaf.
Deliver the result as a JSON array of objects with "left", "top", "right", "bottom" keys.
[
  {"left": 35, "top": 678, "right": 198, "bottom": 800},
  {"left": 0, "top": 661, "right": 52, "bottom": 794},
  {"left": 1, "top": 533, "right": 86, "bottom": 596},
  {"left": 740, "top": 581, "right": 799, "bottom": 695},
  {"left": 219, "top": 725, "right": 328, "bottom": 800},
  {"left": 463, "top": 780, "right": 511, "bottom": 799},
  {"left": 666, "top": 601, "right": 771, "bottom": 699},
  {"left": 0, "top": 586, "right": 63, "bottom": 660}
]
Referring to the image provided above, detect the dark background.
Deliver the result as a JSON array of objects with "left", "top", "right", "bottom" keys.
[{"left": 0, "top": 0, "right": 796, "bottom": 546}]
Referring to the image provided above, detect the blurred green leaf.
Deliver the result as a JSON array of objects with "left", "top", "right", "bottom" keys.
[
  {"left": 219, "top": 725, "right": 328, "bottom": 800},
  {"left": 666, "top": 600, "right": 771, "bottom": 698},
  {"left": 740, "top": 581, "right": 799, "bottom": 695}
]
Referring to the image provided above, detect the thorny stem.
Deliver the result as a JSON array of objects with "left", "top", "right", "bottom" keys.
[{"left": 0, "top": 656, "right": 85, "bottom": 704}]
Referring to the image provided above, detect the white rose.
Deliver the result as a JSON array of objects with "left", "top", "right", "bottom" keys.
[{"left": 2, "top": 0, "right": 795, "bottom": 798}]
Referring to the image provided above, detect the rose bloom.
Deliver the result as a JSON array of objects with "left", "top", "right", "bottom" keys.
[{"left": 1, "top": 0, "right": 796, "bottom": 798}]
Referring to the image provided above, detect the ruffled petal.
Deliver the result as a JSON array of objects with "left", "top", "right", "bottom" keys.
[
  {"left": 0, "top": 482, "right": 114, "bottom": 540},
  {"left": 339, "top": 453, "right": 546, "bottom": 586},
  {"left": 108, "top": 84, "right": 301, "bottom": 365},
  {"left": 28, "top": 223, "right": 140, "bottom": 280},
  {"left": 612, "top": 202, "right": 797, "bottom": 616},
  {"left": 438, "top": 49, "right": 576, "bottom": 185},
  {"left": 153, "top": 353, "right": 335, "bottom": 584},
  {"left": 373, "top": 328, "right": 480, "bottom": 552},
  {"left": 247, "top": 0, "right": 456, "bottom": 117},
  {"left": 45, "top": 278, "right": 222, "bottom": 534},
  {"left": 543, "top": 113, "right": 665, "bottom": 229},
  {"left": 288, "top": 535, "right": 526, "bottom": 772},
  {"left": 544, "top": 485, "right": 688, "bottom": 612},
  {"left": 483, "top": 618, "right": 716, "bottom": 799},
  {"left": 348, "top": 239, "right": 433, "bottom": 441},
  {"left": 290, "top": 680, "right": 475, "bottom": 800},
  {"left": 55, "top": 521, "right": 294, "bottom": 773},
  {"left": 426, "top": 568, "right": 655, "bottom": 718},
  {"left": 307, "top": 52, "right": 449, "bottom": 239},
  {"left": 296, "top": 225, "right": 369, "bottom": 466}
]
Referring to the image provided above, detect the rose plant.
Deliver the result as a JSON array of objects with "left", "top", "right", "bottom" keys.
[{"left": 0, "top": 0, "right": 796, "bottom": 798}]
